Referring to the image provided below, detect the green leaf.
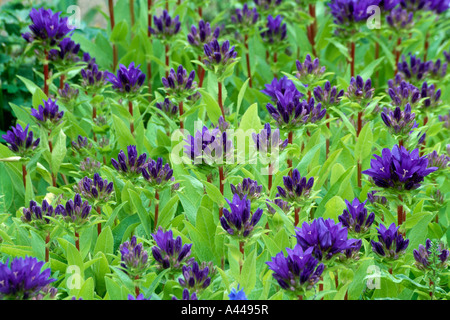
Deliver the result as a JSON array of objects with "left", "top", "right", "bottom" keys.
[
  {"left": 198, "top": 88, "right": 222, "bottom": 124},
  {"left": 51, "top": 130, "right": 67, "bottom": 174},
  {"left": 93, "top": 226, "right": 114, "bottom": 258},
  {"left": 110, "top": 20, "right": 129, "bottom": 43},
  {"left": 158, "top": 194, "right": 179, "bottom": 229},
  {"left": 359, "top": 57, "right": 384, "bottom": 80},
  {"left": 238, "top": 103, "right": 262, "bottom": 132},
  {"left": 324, "top": 196, "right": 346, "bottom": 221},
  {"left": 355, "top": 122, "right": 373, "bottom": 162},
  {"left": 240, "top": 248, "right": 257, "bottom": 295},
  {"left": 129, "top": 189, "right": 152, "bottom": 237}
]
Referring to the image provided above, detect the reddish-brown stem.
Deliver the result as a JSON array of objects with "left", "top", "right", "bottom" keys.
[
  {"left": 423, "top": 117, "right": 428, "bottom": 126},
  {"left": 45, "top": 232, "right": 50, "bottom": 263},
  {"left": 165, "top": 44, "right": 170, "bottom": 78},
  {"left": 399, "top": 139, "right": 404, "bottom": 148},
  {"left": 268, "top": 163, "right": 273, "bottom": 191},
  {"left": 96, "top": 206, "right": 102, "bottom": 235},
  {"left": 389, "top": 268, "right": 393, "bottom": 274},
  {"left": 128, "top": 100, "right": 134, "bottom": 134},
  {"left": 135, "top": 275, "right": 140, "bottom": 296},
  {"left": 43, "top": 51, "right": 49, "bottom": 96},
  {"left": 350, "top": 42, "right": 355, "bottom": 77},
  {"left": 166, "top": 0, "right": 169, "bottom": 11},
  {"left": 179, "top": 101, "right": 184, "bottom": 129},
  {"left": 307, "top": 91, "right": 312, "bottom": 102},
  {"left": 395, "top": 37, "right": 402, "bottom": 74},
  {"left": 59, "top": 74, "right": 65, "bottom": 90},
  {"left": 244, "top": 34, "right": 252, "bottom": 88},
  {"left": 239, "top": 241, "right": 244, "bottom": 273},
  {"left": 424, "top": 33, "right": 429, "bottom": 62},
  {"left": 218, "top": 81, "right": 225, "bottom": 118},
  {"left": 22, "top": 164, "right": 27, "bottom": 188},
  {"left": 397, "top": 195, "right": 404, "bottom": 234},
  {"left": 326, "top": 114, "right": 330, "bottom": 159},
  {"left": 287, "top": 131, "right": 293, "bottom": 169},
  {"left": 129, "top": 0, "right": 135, "bottom": 29},
  {"left": 198, "top": 55, "right": 205, "bottom": 88},
  {"left": 219, "top": 166, "right": 224, "bottom": 218},
  {"left": 154, "top": 190, "right": 159, "bottom": 231},
  {"left": 273, "top": 52, "right": 278, "bottom": 77},
  {"left": 308, "top": 4, "right": 317, "bottom": 57},
  {"left": 294, "top": 207, "right": 300, "bottom": 227},
  {"left": 357, "top": 111, "right": 363, "bottom": 137},
  {"left": 75, "top": 231, "right": 80, "bottom": 251},
  {"left": 198, "top": 7, "right": 202, "bottom": 18},
  {"left": 108, "top": 0, "right": 118, "bottom": 71}
]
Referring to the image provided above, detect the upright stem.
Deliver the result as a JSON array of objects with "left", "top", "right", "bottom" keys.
[
  {"left": 424, "top": 33, "right": 429, "bottom": 62},
  {"left": 129, "top": 0, "right": 135, "bottom": 31},
  {"left": 166, "top": 0, "right": 169, "bottom": 11},
  {"left": 294, "top": 207, "right": 300, "bottom": 226},
  {"left": 244, "top": 34, "right": 252, "bottom": 88},
  {"left": 350, "top": 42, "right": 355, "bottom": 77},
  {"left": 218, "top": 81, "right": 225, "bottom": 118},
  {"left": 308, "top": 4, "right": 317, "bottom": 57},
  {"left": 397, "top": 195, "right": 404, "bottom": 234},
  {"left": 219, "top": 166, "right": 224, "bottom": 218},
  {"left": 59, "top": 74, "right": 65, "bottom": 90},
  {"left": 128, "top": 100, "right": 134, "bottom": 134},
  {"left": 326, "top": 114, "right": 330, "bottom": 160},
  {"left": 22, "top": 164, "right": 27, "bottom": 188},
  {"left": 165, "top": 44, "right": 170, "bottom": 78},
  {"left": 135, "top": 275, "right": 140, "bottom": 296},
  {"left": 239, "top": 241, "right": 244, "bottom": 273},
  {"left": 75, "top": 230, "right": 80, "bottom": 251},
  {"left": 154, "top": 190, "right": 160, "bottom": 231},
  {"left": 395, "top": 37, "right": 402, "bottom": 74},
  {"left": 43, "top": 51, "right": 49, "bottom": 96},
  {"left": 96, "top": 206, "right": 102, "bottom": 235},
  {"left": 45, "top": 232, "right": 50, "bottom": 263},
  {"left": 179, "top": 101, "right": 184, "bottom": 129},
  {"left": 268, "top": 163, "right": 273, "bottom": 192},
  {"left": 198, "top": 7, "right": 202, "bottom": 18},
  {"left": 108, "top": 0, "right": 118, "bottom": 71},
  {"left": 356, "top": 111, "right": 363, "bottom": 137},
  {"left": 375, "top": 39, "right": 380, "bottom": 85},
  {"left": 198, "top": 55, "right": 205, "bottom": 88}
]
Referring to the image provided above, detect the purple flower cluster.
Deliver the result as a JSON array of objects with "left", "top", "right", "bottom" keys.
[
  {"left": 48, "top": 37, "right": 80, "bottom": 65},
  {"left": 381, "top": 104, "right": 416, "bottom": 136},
  {"left": 386, "top": 6, "right": 414, "bottom": 30},
  {"left": 178, "top": 261, "right": 212, "bottom": 292},
  {"left": 313, "top": 81, "right": 345, "bottom": 107},
  {"left": 260, "top": 15, "right": 287, "bottom": 45},
  {"left": 22, "top": 8, "right": 73, "bottom": 47},
  {"left": 120, "top": 236, "right": 149, "bottom": 276},
  {"left": 371, "top": 223, "right": 409, "bottom": 260},
  {"left": 266, "top": 245, "right": 325, "bottom": 293},
  {"left": 80, "top": 157, "right": 102, "bottom": 174},
  {"left": 161, "top": 65, "right": 197, "bottom": 99},
  {"left": 295, "top": 217, "right": 362, "bottom": 261},
  {"left": 362, "top": 145, "right": 438, "bottom": 190},
  {"left": 397, "top": 54, "right": 431, "bottom": 84},
  {"left": 142, "top": 157, "right": 178, "bottom": 190},
  {"left": 58, "top": 83, "right": 79, "bottom": 104},
  {"left": 266, "top": 198, "right": 291, "bottom": 214},
  {"left": 220, "top": 194, "right": 264, "bottom": 238},
  {"left": 426, "top": 150, "right": 449, "bottom": 170},
  {"left": 413, "top": 239, "right": 449, "bottom": 271},
  {"left": 231, "top": 4, "right": 259, "bottom": 28},
  {"left": 71, "top": 135, "right": 92, "bottom": 154},
  {"left": 2, "top": 124, "right": 40, "bottom": 157},
  {"left": 149, "top": 10, "right": 181, "bottom": 39},
  {"left": 80, "top": 53, "right": 107, "bottom": 92},
  {"left": 295, "top": 55, "right": 326, "bottom": 84},
  {"left": 203, "top": 39, "right": 238, "bottom": 70},
  {"left": 54, "top": 193, "right": 92, "bottom": 225},
  {"left": 172, "top": 288, "right": 198, "bottom": 300},
  {"left": 266, "top": 92, "right": 326, "bottom": 130},
  {"left": 230, "top": 178, "right": 263, "bottom": 202},
  {"left": 276, "top": 169, "right": 314, "bottom": 203},
  {"left": 261, "top": 76, "right": 303, "bottom": 103},
  {"left": 151, "top": 227, "right": 193, "bottom": 270},
  {"left": 387, "top": 76, "right": 421, "bottom": 108},
  {"left": 254, "top": 0, "right": 282, "bottom": 10},
  {"left": 183, "top": 125, "right": 233, "bottom": 166},
  {"left": 338, "top": 198, "right": 375, "bottom": 235},
  {"left": 22, "top": 199, "right": 57, "bottom": 227},
  {"left": 156, "top": 98, "right": 178, "bottom": 119},
  {"left": 73, "top": 173, "right": 114, "bottom": 203},
  {"left": 107, "top": 62, "right": 146, "bottom": 95},
  {"left": 252, "top": 123, "right": 289, "bottom": 154},
  {"left": 0, "top": 256, "right": 56, "bottom": 300},
  {"left": 31, "top": 98, "right": 64, "bottom": 128},
  {"left": 420, "top": 82, "right": 442, "bottom": 109},
  {"left": 111, "top": 145, "right": 148, "bottom": 177},
  {"left": 346, "top": 75, "right": 374, "bottom": 105},
  {"left": 187, "top": 20, "right": 220, "bottom": 50}
]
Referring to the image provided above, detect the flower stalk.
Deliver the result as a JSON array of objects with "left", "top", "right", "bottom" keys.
[
  {"left": 108, "top": 0, "right": 118, "bottom": 71},
  {"left": 128, "top": 100, "right": 134, "bottom": 134},
  {"left": 218, "top": 81, "right": 224, "bottom": 118}
]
